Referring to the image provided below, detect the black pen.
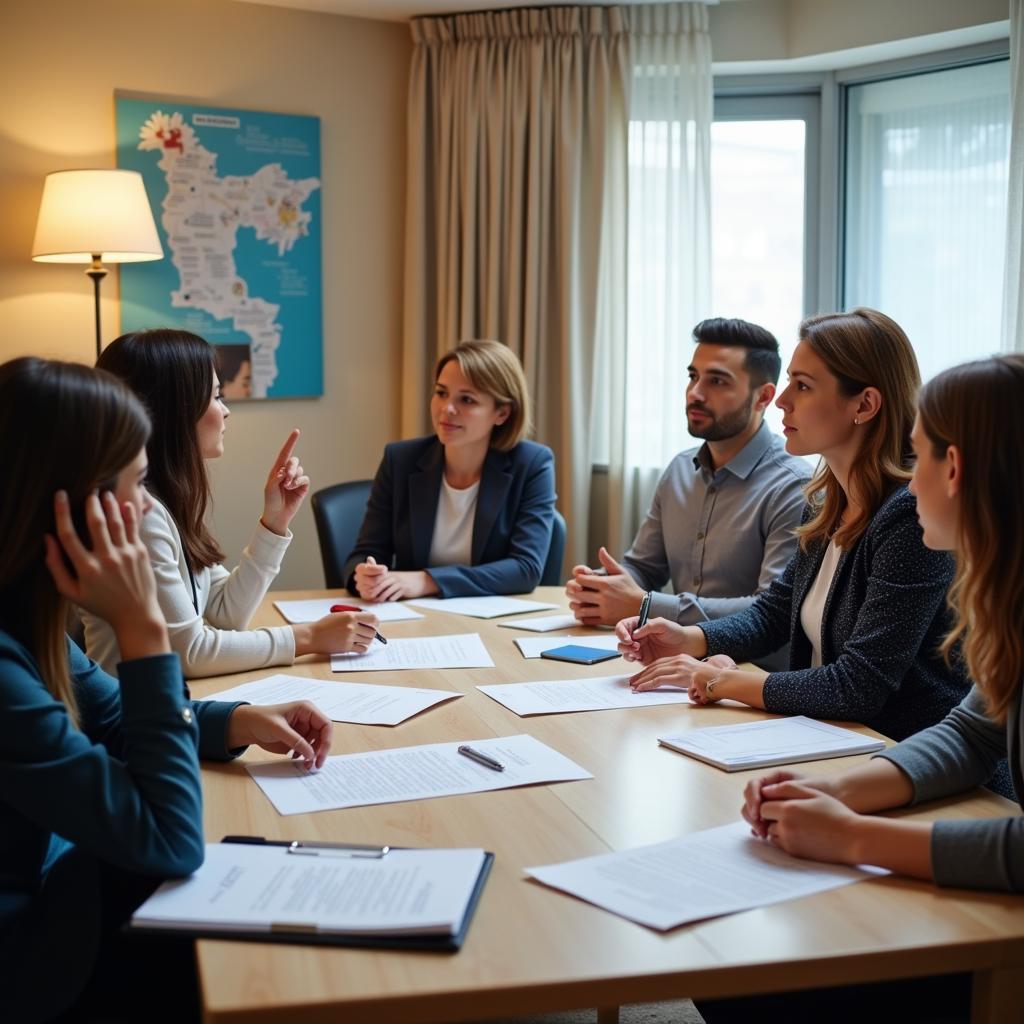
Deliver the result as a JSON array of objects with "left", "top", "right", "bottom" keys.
[
  {"left": 457, "top": 744, "right": 505, "bottom": 772},
  {"left": 222, "top": 835, "right": 389, "bottom": 857},
  {"left": 637, "top": 591, "right": 652, "bottom": 632}
]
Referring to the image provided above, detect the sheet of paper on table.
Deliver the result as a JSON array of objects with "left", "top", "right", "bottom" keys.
[
  {"left": 247, "top": 733, "right": 593, "bottom": 815},
  {"left": 406, "top": 596, "right": 560, "bottom": 618},
  {"left": 273, "top": 598, "right": 424, "bottom": 623},
  {"left": 330, "top": 633, "right": 494, "bottom": 672},
  {"left": 496, "top": 613, "right": 581, "bottom": 632},
  {"left": 478, "top": 674, "right": 689, "bottom": 716},
  {"left": 203, "top": 673, "right": 461, "bottom": 726},
  {"left": 513, "top": 635, "right": 621, "bottom": 659},
  {"left": 525, "top": 819, "right": 887, "bottom": 931}
]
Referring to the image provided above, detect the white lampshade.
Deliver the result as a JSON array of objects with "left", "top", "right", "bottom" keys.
[{"left": 31, "top": 169, "right": 163, "bottom": 264}]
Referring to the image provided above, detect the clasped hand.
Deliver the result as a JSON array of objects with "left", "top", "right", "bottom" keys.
[
  {"left": 353, "top": 557, "right": 437, "bottom": 603},
  {"left": 565, "top": 547, "right": 644, "bottom": 626}
]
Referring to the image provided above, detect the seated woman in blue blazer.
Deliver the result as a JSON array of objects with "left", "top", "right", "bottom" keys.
[
  {"left": 344, "top": 340, "right": 556, "bottom": 600},
  {"left": 0, "top": 358, "right": 332, "bottom": 1023},
  {"left": 617, "top": 309, "right": 977, "bottom": 746}
]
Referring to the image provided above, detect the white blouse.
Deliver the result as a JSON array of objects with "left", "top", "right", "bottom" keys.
[
  {"left": 82, "top": 497, "right": 295, "bottom": 678},
  {"left": 427, "top": 477, "right": 480, "bottom": 568},
  {"left": 799, "top": 540, "right": 844, "bottom": 668}
]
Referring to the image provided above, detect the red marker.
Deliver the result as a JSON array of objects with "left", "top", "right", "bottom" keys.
[{"left": 330, "top": 604, "right": 387, "bottom": 645}]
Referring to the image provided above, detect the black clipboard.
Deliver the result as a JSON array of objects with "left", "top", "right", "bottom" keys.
[{"left": 126, "top": 837, "right": 494, "bottom": 953}]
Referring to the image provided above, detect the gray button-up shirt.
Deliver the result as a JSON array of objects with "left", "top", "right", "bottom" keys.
[{"left": 623, "top": 421, "right": 810, "bottom": 668}]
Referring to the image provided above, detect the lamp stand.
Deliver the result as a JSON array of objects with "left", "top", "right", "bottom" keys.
[{"left": 85, "top": 254, "right": 107, "bottom": 362}]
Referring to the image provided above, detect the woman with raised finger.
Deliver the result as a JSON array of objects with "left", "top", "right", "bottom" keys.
[
  {"left": 83, "top": 328, "right": 378, "bottom": 678},
  {"left": 616, "top": 309, "right": 981, "bottom": 751},
  {"left": 0, "top": 358, "right": 333, "bottom": 1023}
]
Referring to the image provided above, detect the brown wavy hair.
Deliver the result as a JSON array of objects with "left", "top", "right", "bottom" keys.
[
  {"left": 0, "top": 358, "right": 150, "bottom": 726},
  {"left": 918, "top": 355, "right": 1024, "bottom": 724},
  {"left": 797, "top": 308, "right": 919, "bottom": 550},
  {"left": 98, "top": 329, "right": 225, "bottom": 570}
]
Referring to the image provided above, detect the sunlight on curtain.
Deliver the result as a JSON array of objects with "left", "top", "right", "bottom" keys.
[{"left": 844, "top": 60, "right": 1011, "bottom": 382}]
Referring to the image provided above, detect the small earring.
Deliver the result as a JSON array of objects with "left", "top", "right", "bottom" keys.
[{"left": 853, "top": 418, "right": 860, "bottom": 425}]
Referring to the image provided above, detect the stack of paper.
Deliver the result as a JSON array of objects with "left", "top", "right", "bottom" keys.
[
  {"left": 330, "top": 633, "right": 494, "bottom": 672},
  {"left": 274, "top": 598, "right": 424, "bottom": 623},
  {"left": 407, "top": 596, "right": 559, "bottom": 618},
  {"left": 204, "top": 673, "right": 460, "bottom": 726},
  {"left": 130, "top": 843, "right": 491, "bottom": 948},
  {"left": 247, "top": 733, "right": 592, "bottom": 814},
  {"left": 526, "top": 820, "right": 886, "bottom": 931},
  {"left": 658, "top": 716, "right": 886, "bottom": 772}
]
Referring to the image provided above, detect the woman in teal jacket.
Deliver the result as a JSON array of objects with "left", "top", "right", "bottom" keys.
[{"left": 0, "top": 358, "right": 333, "bottom": 1023}]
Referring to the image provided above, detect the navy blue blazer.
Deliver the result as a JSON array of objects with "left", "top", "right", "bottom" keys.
[
  {"left": 343, "top": 436, "right": 556, "bottom": 598},
  {"left": 701, "top": 486, "right": 971, "bottom": 742},
  {"left": 0, "top": 635, "right": 242, "bottom": 1021}
]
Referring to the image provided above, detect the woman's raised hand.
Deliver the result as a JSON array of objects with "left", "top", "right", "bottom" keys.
[
  {"left": 261, "top": 428, "right": 310, "bottom": 536},
  {"left": 44, "top": 490, "right": 169, "bottom": 661}
]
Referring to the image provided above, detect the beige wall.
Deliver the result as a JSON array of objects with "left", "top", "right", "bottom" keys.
[
  {"left": 710, "top": 0, "right": 1009, "bottom": 62},
  {"left": 0, "top": 0, "right": 410, "bottom": 587}
]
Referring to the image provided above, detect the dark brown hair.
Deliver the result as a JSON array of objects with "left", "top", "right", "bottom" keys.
[
  {"left": 0, "top": 358, "right": 150, "bottom": 725},
  {"left": 797, "top": 308, "right": 919, "bottom": 550},
  {"left": 918, "top": 355, "right": 1024, "bottom": 724},
  {"left": 98, "top": 329, "right": 225, "bottom": 570}
]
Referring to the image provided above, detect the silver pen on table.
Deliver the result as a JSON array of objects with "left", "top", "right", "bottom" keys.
[{"left": 457, "top": 744, "right": 505, "bottom": 772}]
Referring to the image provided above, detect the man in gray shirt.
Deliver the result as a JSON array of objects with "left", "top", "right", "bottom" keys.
[{"left": 567, "top": 318, "right": 810, "bottom": 668}]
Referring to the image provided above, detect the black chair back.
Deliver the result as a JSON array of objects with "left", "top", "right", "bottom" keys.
[
  {"left": 541, "top": 509, "right": 568, "bottom": 586},
  {"left": 310, "top": 480, "right": 372, "bottom": 589}
]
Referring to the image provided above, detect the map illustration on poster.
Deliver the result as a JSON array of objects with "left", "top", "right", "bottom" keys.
[{"left": 116, "top": 97, "right": 322, "bottom": 399}]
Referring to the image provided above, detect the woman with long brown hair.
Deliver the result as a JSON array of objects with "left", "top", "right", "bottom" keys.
[
  {"left": 742, "top": 353, "right": 1024, "bottom": 886},
  {"left": 86, "top": 328, "right": 378, "bottom": 677},
  {"left": 616, "top": 309, "right": 973, "bottom": 744},
  {"left": 695, "top": 354, "right": 1024, "bottom": 1024},
  {"left": 0, "top": 358, "right": 332, "bottom": 1022}
]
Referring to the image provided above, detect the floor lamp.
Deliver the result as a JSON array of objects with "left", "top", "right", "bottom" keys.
[{"left": 31, "top": 169, "right": 163, "bottom": 361}]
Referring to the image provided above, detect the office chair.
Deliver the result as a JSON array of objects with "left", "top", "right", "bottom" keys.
[
  {"left": 311, "top": 480, "right": 372, "bottom": 588},
  {"left": 541, "top": 509, "right": 567, "bottom": 586}
]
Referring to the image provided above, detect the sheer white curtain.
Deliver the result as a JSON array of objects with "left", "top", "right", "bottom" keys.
[
  {"left": 1004, "top": 0, "right": 1024, "bottom": 353},
  {"left": 844, "top": 61, "right": 1011, "bottom": 381},
  {"left": 603, "top": 3, "right": 712, "bottom": 556}
]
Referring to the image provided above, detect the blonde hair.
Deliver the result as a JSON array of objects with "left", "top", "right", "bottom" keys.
[
  {"left": 435, "top": 340, "right": 532, "bottom": 451},
  {"left": 918, "top": 355, "right": 1024, "bottom": 724},
  {"left": 797, "top": 308, "right": 919, "bottom": 550}
]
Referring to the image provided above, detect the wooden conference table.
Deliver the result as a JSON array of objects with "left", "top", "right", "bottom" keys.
[{"left": 189, "top": 588, "right": 1024, "bottom": 1024}]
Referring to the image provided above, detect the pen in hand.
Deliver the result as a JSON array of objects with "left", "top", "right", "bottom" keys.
[
  {"left": 330, "top": 604, "right": 387, "bottom": 645},
  {"left": 457, "top": 744, "right": 505, "bottom": 772}
]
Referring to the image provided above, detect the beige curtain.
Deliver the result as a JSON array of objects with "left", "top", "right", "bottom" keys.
[
  {"left": 1004, "top": 0, "right": 1024, "bottom": 353},
  {"left": 403, "top": 7, "right": 629, "bottom": 567}
]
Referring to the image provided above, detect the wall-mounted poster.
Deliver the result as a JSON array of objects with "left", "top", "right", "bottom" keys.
[{"left": 116, "top": 97, "right": 322, "bottom": 398}]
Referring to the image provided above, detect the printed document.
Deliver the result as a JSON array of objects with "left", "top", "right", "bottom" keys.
[
  {"left": 497, "top": 613, "right": 580, "bottom": 632},
  {"left": 526, "top": 819, "right": 886, "bottom": 931},
  {"left": 407, "top": 596, "right": 559, "bottom": 618},
  {"left": 513, "top": 635, "right": 621, "bottom": 659},
  {"left": 203, "top": 673, "right": 460, "bottom": 726},
  {"left": 331, "top": 633, "right": 494, "bottom": 672},
  {"left": 248, "top": 733, "right": 593, "bottom": 815},
  {"left": 658, "top": 716, "right": 886, "bottom": 771},
  {"left": 131, "top": 843, "right": 488, "bottom": 937},
  {"left": 274, "top": 598, "right": 424, "bottom": 623},
  {"left": 479, "top": 675, "right": 689, "bottom": 717}
]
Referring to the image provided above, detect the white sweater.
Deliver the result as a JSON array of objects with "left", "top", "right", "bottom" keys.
[{"left": 83, "top": 498, "right": 296, "bottom": 678}]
